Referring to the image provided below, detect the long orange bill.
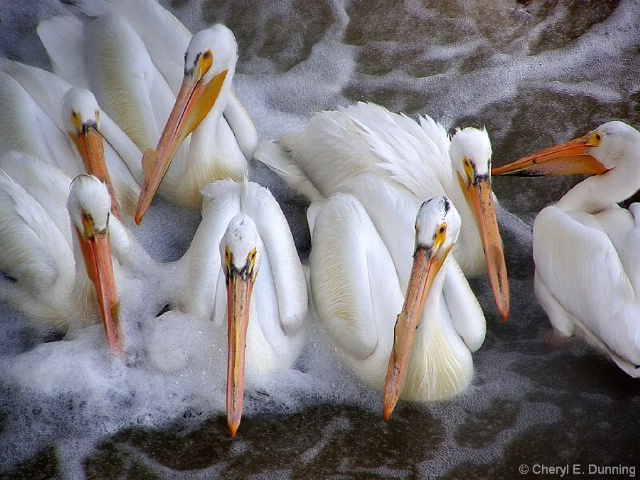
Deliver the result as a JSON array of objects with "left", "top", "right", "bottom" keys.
[
  {"left": 69, "top": 126, "right": 122, "bottom": 220},
  {"left": 491, "top": 133, "right": 608, "bottom": 177},
  {"left": 134, "top": 67, "right": 228, "bottom": 225},
  {"left": 458, "top": 174, "right": 509, "bottom": 321},
  {"left": 383, "top": 242, "right": 452, "bottom": 420},
  {"left": 224, "top": 261, "right": 256, "bottom": 437},
  {"left": 76, "top": 225, "right": 123, "bottom": 357}
]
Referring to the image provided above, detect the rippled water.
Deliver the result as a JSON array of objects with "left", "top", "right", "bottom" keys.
[{"left": 1, "top": 1, "right": 640, "bottom": 478}]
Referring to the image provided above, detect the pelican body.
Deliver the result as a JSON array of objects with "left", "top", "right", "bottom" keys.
[
  {"left": 255, "top": 102, "right": 509, "bottom": 320},
  {"left": 0, "top": 166, "right": 123, "bottom": 355},
  {"left": 493, "top": 121, "right": 640, "bottom": 376},
  {"left": 309, "top": 174, "right": 486, "bottom": 417},
  {"left": 160, "top": 179, "right": 307, "bottom": 435}
]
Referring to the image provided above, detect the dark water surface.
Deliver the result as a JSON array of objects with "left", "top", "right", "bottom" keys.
[{"left": 2, "top": 0, "right": 640, "bottom": 478}]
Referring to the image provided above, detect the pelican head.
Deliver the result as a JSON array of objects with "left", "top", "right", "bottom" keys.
[
  {"left": 383, "top": 196, "right": 461, "bottom": 419},
  {"left": 490, "top": 123, "right": 620, "bottom": 178},
  {"left": 450, "top": 127, "right": 509, "bottom": 321},
  {"left": 219, "top": 213, "right": 261, "bottom": 437},
  {"left": 67, "top": 174, "right": 122, "bottom": 357},
  {"left": 62, "top": 87, "right": 121, "bottom": 219},
  {"left": 135, "top": 24, "right": 238, "bottom": 224},
  {"left": 184, "top": 24, "right": 238, "bottom": 84}
]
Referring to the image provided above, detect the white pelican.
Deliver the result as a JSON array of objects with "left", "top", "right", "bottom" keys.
[
  {"left": 38, "top": 10, "right": 257, "bottom": 221},
  {"left": 0, "top": 170, "right": 123, "bottom": 355},
  {"left": 88, "top": 0, "right": 259, "bottom": 159},
  {"left": 492, "top": 121, "right": 640, "bottom": 376},
  {"left": 255, "top": 102, "right": 509, "bottom": 319},
  {"left": 157, "top": 178, "right": 307, "bottom": 435},
  {"left": 309, "top": 174, "right": 486, "bottom": 418},
  {"left": 0, "top": 59, "right": 142, "bottom": 218}
]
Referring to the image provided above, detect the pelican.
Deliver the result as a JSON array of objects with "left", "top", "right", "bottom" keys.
[
  {"left": 255, "top": 102, "right": 509, "bottom": 319},
  {"left": 310, "top": 174, "right": 486, "bottom": 417},
  {"left": 156, "top": 178, "right": 307, "bottom": 435},
  {"left": 0, "top": 58, "right": 142, "bottom": 217},
  {"left": 492, "top": 121, "right": 640, "bottom": 376},
  {"left": 0, "top": 170, "right": 123, "bottom": 355},
  {"left": 86, "top": 0, "right": 258, "bottom": 160},
  {"left": 38, "top": 8, "right": 257, "bottom": 220}
]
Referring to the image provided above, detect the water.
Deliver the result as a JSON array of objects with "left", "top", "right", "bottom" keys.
[{"left": 1, "top": 0, "right": 640, "bottom": 478}]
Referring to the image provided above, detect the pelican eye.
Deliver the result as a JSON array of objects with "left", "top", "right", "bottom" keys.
[
  {"left": 198, "top": 49, "right": 214, "bottom": 77},
  {"left": 588, "top": 131, "right": 603, "bottom": 146},
  {"left": 80, "top": 210, "right": 96, "bottom": 238},
  {"left": 433, "top": 223, "right": 447, "bottom": 249},
  {"left": 70, "top": 112, "right": 83, "bottom": 133},
  {"left": 463, "top": 156, "right": 475, "bottom": 179},
  {"left": 247, "top": 248, "right": 258, "bottom": 274},
  {"left": 223, "top": 246, "right": 233, "bottom": 277}
]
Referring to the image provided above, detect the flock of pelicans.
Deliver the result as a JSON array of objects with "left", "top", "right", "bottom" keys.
[{"left": 0, "top": 0, "right": 638, "bottom": 437}]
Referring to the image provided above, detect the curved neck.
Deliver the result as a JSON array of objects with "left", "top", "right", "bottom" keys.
[
  {"left": 557, "top": 161, "right": 640, "bottom": 213},
  {"left": 223, "top": 89, "right": 258, "bottom": 160}
]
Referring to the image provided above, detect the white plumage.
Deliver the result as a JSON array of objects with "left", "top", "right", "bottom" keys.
[
  {"left": 142, "top": 178, "right": 308, "bottom": 435},
  {"left": 493, "top": 121, "right": 640, "bottom": 376},
  {"left": 256, "top": 101, "right": 509, "bottom": 319},
  {"left": 0, "top": 58, "right": 142, "bottom": 217},
  {"left": 38, "top": 1, "right": 257, "bottom": 219},
  {"left": 309, "top": 173, "right": 485, "bottom": 417},
  {"left": 0, "top": 167, "right": 124, "bottom": 355}
]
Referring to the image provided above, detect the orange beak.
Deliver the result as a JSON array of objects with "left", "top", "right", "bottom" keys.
[
  {"left": 76, "top": 222, "right": 123, "bottom": 357},
  {"left": 224, "top": 251, "right": 257, "bottom": 437},
  {"left": 491, "top": 133, "right": 608, "bottom": 177},
  {"left": 69, "top": 124, "right": 122, "bottom": 220},
  {"left": 383, "top": 239, "right": 452, "bottom": 420},
  {"left": 134, "top": 65, "right": 228, "bottom": 225},
  {"left": 458, "top": 174, "right": 509, "bottom": 321}
]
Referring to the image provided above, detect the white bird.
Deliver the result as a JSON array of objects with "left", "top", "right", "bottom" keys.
[
  {"left": 154, "top": 178, "right": 307, "bottom": 435},
  {"left": 38, "top": 6, "right": 258, "bottom": 222},
  {"left": 255, "top": 101, "right": 509, "bottom": 319},
  {"left": 492, "top": 121, "right": 640, "bottom": 377},
  {"left": 0, "top": 58, "right": 142, "bottom": 218},
  {"left": 0, "top": 169, "right": 124, "bottom": 355},
  {"left": 309, "top": 173, "right": 486, "bottom": 418},
  {"left": 91, "top": 0, "right": 259, "bottom": 160}
]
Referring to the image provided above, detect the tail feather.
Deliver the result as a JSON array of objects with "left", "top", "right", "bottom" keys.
[{"left": 254, "top": 141, "right": 325, "bottom": 203}]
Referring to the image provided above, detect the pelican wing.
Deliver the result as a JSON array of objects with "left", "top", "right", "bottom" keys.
[
  {"left": 0, "top": 72, "right": 81, "bottom": 177},
  {"left": 246, "top": 181, "right": 307, "bottom": 335},
  {"left": 310, "top": 192, "right": 404, "bottom": 364},
  {"left": 0, "top": 170, "right": 73, "bottom": 299},
  {"left": 441, "top": 258, "right": 486, "bottom": 352},
  {"left": 109, "top": 0, "right": 190, "bottom": 94},
  {"left": 0, "top": 58, "right": 73, "bottom": 121},
  {"left": 83, "top": 14, "right": 174, "bottom": 150},
  {"left": 37, "top": 16, "right": 90, "bottom": 90},
  {"left": 0, "top": 152, "right": 72, "bottom": 245},
  {"left": 533, "top": 205, "right": 640, "bottom": 367}
]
